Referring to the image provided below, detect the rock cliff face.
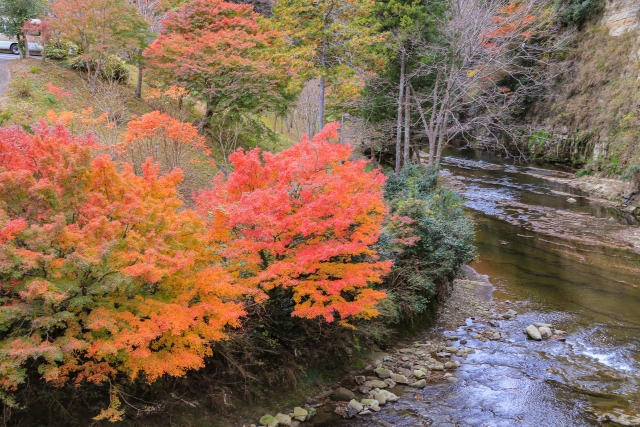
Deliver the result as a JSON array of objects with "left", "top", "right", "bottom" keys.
[
  {"left": 601, "top": 0, "right": 639, "bottom": 36},
  {"left": 527, "top": 0, "right": 640, "bottom": 172}
]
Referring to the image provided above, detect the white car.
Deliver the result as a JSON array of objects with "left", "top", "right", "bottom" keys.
[
  {"left": 0, "top": 21, "right": 43, "bottom": 55},
  {"left": 0, "top": 34, "right": 42, "bottom": 55}
]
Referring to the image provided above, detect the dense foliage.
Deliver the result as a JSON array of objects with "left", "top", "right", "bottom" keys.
[
  {"left": 0, "top": 123, "right": 245, "bottom": 418},
  {"left": 556, "top": 0, "right": 602, "bottom": 26},
  {"left": 49, "top": 0, "right": 150, "bottom": 88},
  {"left": 381, "top": 165, "right": 475, "bottom": 319},
  {"left": 0, "top": 119, "right": 409, "bottom": 422},
  {"left": 194, "top": 123, "right": 391, "bottom": 323},
  {"left": 145, "top": 0, "right": 293, "bottom": 125}
]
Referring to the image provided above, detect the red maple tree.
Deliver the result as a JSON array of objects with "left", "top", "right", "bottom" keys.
[
  {"left": 144, "top": 0, "right": 292, "bottom": 126},
  {"left": 195, "top": 123, "right": 392, "bottom": 323}
]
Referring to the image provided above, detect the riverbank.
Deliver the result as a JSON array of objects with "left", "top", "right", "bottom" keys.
[
  {"left": 240, "top": 267, "right": 506, "bottom": 427},
  {"left": 440, "top": 155, "right": 640, "bottom": 253},
  {"left": 245, "top": 258, "right": 640, "bottom": 427},
  {"left": 534, "top": 171, "right": 638, "bottom": 211}
]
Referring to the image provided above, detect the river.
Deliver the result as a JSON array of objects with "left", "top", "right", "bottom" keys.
[{"left": 313, "top": 148, "right": 640, "bottom": 426}]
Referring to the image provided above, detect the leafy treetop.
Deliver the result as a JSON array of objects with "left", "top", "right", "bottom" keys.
[
  {"left": 194, "top": 123, "right": 392, "bottom": 323},
  {"left": 0, "top": 122, "right": 244, "bottom": 409}
]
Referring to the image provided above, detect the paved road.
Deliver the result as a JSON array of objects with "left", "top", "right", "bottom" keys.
[{"left": 0, "top": 54, "right": 17, "bottom": 97}]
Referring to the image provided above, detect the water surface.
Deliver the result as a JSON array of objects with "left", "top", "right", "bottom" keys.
[{"left": 319, "top": 148, "right": 640, "bottom": 426}]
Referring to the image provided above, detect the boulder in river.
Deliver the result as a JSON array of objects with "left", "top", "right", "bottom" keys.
[
  {"left": 411, "top": 379, "right": 427, "bottom": 388},
  {"left": 533, "top": 322, "right": 553, "bottom": 328},
  {"left": 502, "top": 309, "right": 517, "bottom": 319},
  {"left": 567, "top": 198, "right": 577, "bottom": 203},
  {"left": 597, "top": 413, "right": 640, "bottom": 426},
  {"left": 369, "top": 379, "right": 388, "bottom": 388},
  {"left": 538, "top": 326, "right": 552, "bottom": 338},
  {"left": 414, "top": 370, "right": 426, "bottom": 379},
  {"left": 526, "top": 325, "right": 542, "bottom": 340},
  {"left": 390, "top": 373, "right": 410, "bottom": 384},
  {"left": 275, "top": 413, "right": 292, "bottom": 426},
  {"left": 260, "top": 415, "right": 277, "bottom": 427},
  {"left": 430, "top": 362, "right": 445, "bottom": 371},
  {"left": 331, "top": 387, "right": 355, "bottom": 401},
  {"left": 373, "top": 392, "right": 387, "bottom": 406},
  {"left": 374, "top": 367, "right": 391, "bottom": 378},
  {"left": 362, "top": 399, "right": 380, "bottom": 412},
  {"left": 347, "top": 400, "right": 363, "bottom": 418},
  {"left": 292, "top": 407, "right": 307, "bottom": 422}
]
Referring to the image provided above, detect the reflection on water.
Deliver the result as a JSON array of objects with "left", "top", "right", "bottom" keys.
[{"left": 331, "top": 148, "right": 640, "bottom": 426}]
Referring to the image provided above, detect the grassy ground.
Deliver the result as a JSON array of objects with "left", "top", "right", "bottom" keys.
[{"left": 0, "top": 59, "right": 151, "bottom": 126}]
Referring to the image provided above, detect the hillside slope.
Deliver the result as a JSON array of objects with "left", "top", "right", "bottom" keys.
[{"left": 528, "top": 0, "right": 640, "bottom": 173}]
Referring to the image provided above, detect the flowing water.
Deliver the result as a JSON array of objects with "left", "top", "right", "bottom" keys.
[{"left": 313, "top": 148, "right": 640, "bottom": 426}]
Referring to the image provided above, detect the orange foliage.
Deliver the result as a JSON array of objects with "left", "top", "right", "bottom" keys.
[
  {"left": 0, "top": 120, "right": 392, "bottom": 419},
  {"left": 45, "top": 83, "right": 72, "bottom": 100},
  {"left": 195, "top": 123, "right": 392, "bottom": 322},
  {"left": 0, "top": 122, "right": 243, "bottom": 405},
  {"left": 119, "top": 111, "right": 210, "bottom": 173},
  {"left": 481, "top": 1, "right": 538, "bottom": 52},
  {"left": 144, "top": 0, "right": 291, "bottom": 116}
]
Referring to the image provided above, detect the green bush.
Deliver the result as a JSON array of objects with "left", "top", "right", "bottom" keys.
[
  {"left": 621, "top": 164, "right": 640, "bottom": 180},
  {"left": 380, "top": 165, "right": 475, "bottom": 320},
  {"left": 575, "top": 168, "right": 593, "bottom": 177},
  {"left": 556, "top": 0, "right": 603, "bottom": 27},
  {"left": 14, "top": 79, "right": 33, "bottom": 99},
  {"left": 43, "top": 41, "right": 78, "bottom": 61},
  {"left": 29, "top": 66, "right": 42, "bottom": 74},
  {"left": 43, "top": 94, "right": 58, "bottom": 105},
  {"left": 69, "top": 55, "right": 130, "bottom": 83},
  {"left": 0, "top": 110, "right": 12, "bottom": 126}
]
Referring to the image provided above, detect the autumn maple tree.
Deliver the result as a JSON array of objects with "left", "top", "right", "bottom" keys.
[
  {"left": 195, "top": 123, "right": 391, "bottom": 323},
  {"left": 145, "top": 0, "right": 293, "bottom": 129},
  {"left": 0, "top": 122, "right": 245, "bottom": 418},
  {"left": 119, "top": 111, "right": 210, "bottom": 173}
]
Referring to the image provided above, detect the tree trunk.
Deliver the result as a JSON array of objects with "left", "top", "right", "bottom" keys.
[
  {"left": 403, "top": 82, "right": 411, "bottom": 167},
  {"left": 317, "top": 42, "right": 326, "bottom": 135},
  {"left": 16, "top": 34, "right": 23, "bottom": 59},
  {"left": 395, "top": 51, "right": 405, "bottom": 174},
  {"left": 411, "top": 84, "right": 436, "bottom": 168},
  {"left": 435, "top": 111, "right": 448, "bottom": 167},
  {"left": 199, "top": 104, "right": 215, "bottom": 132},
  {"left": 136, "top": 54, "right": 143, "bottom": 98},
  {"left": 22, "top": 32, "right": 30, "bottom": 59}
]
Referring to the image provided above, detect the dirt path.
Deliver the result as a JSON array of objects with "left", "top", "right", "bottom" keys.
[{"left": 0, "top": 58, "right": 13, "bottom": 97}]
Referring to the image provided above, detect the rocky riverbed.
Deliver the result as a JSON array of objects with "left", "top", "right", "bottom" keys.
[{"left": 244, "top": 268, "right": 581, "bottom": 427}]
